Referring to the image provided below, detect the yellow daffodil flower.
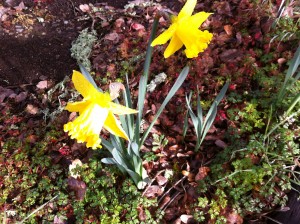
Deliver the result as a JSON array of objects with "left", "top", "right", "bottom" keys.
[
  {"left": 64, "top": 70, "right": 138, "bottom": 149},
  {"left": 151, "top": 0, "right": 213, "bottom": 58}
]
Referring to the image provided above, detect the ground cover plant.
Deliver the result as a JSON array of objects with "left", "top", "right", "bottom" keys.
[{"left": 0, "top": 0, "right": 300, "bottom": 223}]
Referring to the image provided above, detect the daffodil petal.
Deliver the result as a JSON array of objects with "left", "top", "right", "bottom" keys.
[
  {"left": 164, "top": 34, "right": 184, "bottom": 58},
  {"left": 103, "top": 111, "right": 129, "bottom": 140},
  {"left": 190, "top": 12, "right": 213, "bottom": 28},
  {"left": 151, "top": 24, "right": 177, "bottom": 46},
  {"left": 178, "top": 0, "right": 196, "bottom": 19},
  {"left": 72, "top": 70, "right": 100, "bottom": 99},
  {"left": 65, "top": 100, "right": 90, "bottom": 113},
  {"left": 109, "top": 102, "right": 138, "bottom": 115}
]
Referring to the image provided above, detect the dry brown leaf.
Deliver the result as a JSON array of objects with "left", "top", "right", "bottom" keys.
[
  {"left": 143, "top": 185, "right": 163, "bottom": 198},
  {"left": 104, "top": 32, "right": 119, "bottom": 44},
  {"left": 195, "top": 167, "right": 210, "bottom": 181},
  {"left": 79, "top": 4, "right": 90, "bottom": 13},
  {"left": 36, "top": 80, "right": 49, "bottom": 89},
  {"left": 137, "top": 206, "right": 146, "bottom": 221},
  {"left": 224, "top": 24, "right": 233, "bottom": 35},
  {"left": 156, "top": 175, "right": 167, "bottom": 186}
]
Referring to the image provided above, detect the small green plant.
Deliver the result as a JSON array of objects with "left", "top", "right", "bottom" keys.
[
  {"left": 183, "top": 82, "right": 229, "bottom": 150},
  {"left": 152, "top": 133, "right": 168, "bottom": 151}
]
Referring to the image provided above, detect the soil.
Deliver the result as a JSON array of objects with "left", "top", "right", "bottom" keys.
[{"left": 0, "top": 0, "right": 177, "bottom": 87}]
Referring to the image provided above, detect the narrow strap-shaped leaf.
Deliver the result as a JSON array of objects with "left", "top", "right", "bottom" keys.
[
  {"left": 140, "top": 66, "right": 189, "bottom": 146},
  {"left": 196, "top": 90, "right": 203, "bottom": 132},
  {"left": 101, "top": 158, "right": 117, "bottom": 164},
  {"left": 200, "top": 103, "right": 218, "bottom": 145},
  {"left": 286, "top": 92, "right": 300, "bottom": 115},
  {"left": 100, "top": 137, "right": 114, "bottom": 152},
  {"left": 183, "top": 110, "right": 189, "bottom": 137},
  {"left": 112, "top": 148, "right": 129, "bottom": 169},
  {"left": 278, "top": 45, "right": 300, "bottom": 100},
  {"left": 186, "top": 93, "right": 199, "bottom": 135},
  {"left": 135, "top": 17, "right": 159, "bottom": 144},
  {"left": 214, "top": 82, "right": 230, "bottom": 104}
]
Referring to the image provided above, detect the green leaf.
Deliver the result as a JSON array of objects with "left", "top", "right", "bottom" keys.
[
  {"left": 135, "top": 17, "right": 159, "bottom": 144},
  {"left": 101, "top": 158, "right": 116, "bottom": 164}
]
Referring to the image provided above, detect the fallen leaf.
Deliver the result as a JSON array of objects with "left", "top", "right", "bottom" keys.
[
  {"left": 180, "top": 214, "right": 194, "bottom": 224},
  {"left": 195, "top": 167, "right": 210, "bottom": 181},
  {"left": 226, "top": 211, "right": 243, "bottom": 224},
  {"left": 224, "top": 24, "right": 233, "bottom": 35},
  {"left": 104, "top": 32, "right": 119, "bottom": 44},
  {"left": 220, "top": 49, "right": 243, "bottom": 63},
  {"left": 0, "top": 86, "right": 14, "bottom": 103},
  {"left": 79, "top": 4, "right": 90, "bottom": 12},
  {"left": 143, "top": 185, "right": 163, "bottom": 198},
  {"left": 67, "top": 177, "right": 86, "bottom": 201},
  {"left": 15, "top": 91, "right": 28, "bottom": 103},
  {"left": 26, "top": 104, "right": 39, "bottom": 115},
  {"left": 137, "top": 206, "right": 146, "bottom": 221},
  {"left": 14, "top": 1, "right": 25, "bottom": 11},
  {"left": 109, "top": 82, "right": 125, "bottom": 100},
  {"left": 36, "top": 80, "right": 49, "bottom": 89},
  {"left": 131, "top": 23, "right": 145, "bottom": 31},
  {"left": 156, "top": 175, "right": 167, "bottom": 186},
  {"left": 215, "top": 139, "right": 227, "bottom": 149}
]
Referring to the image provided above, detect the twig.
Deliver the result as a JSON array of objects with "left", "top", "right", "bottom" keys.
[
  {"left": 158, "top": 175, "right": 187, "bottom": 204},
  {"left": 142, "top": 170, "right": 165, "bottom": 197}
]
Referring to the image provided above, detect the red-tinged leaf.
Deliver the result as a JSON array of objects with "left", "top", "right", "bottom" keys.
[
  {"left": 195, "top": 167, "right": 210, "bottom": 181},
  {"left": 164, "top": 208, "right": 179, "bottom": 221},
  {"left": 143, "top": 185, "right": 163, "bottom": 198},
  {"left": 131, "top": 23, "right": 145, "bottom": 31},
  {"left": 156, "top": 175, "right": 167, "bottom": 186},
  {"left": 67, "top": 177, "right": 86, "bottom": 201}
]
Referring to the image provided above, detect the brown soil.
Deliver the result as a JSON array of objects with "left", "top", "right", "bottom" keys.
[{"left": 0, "top": 0, "right": 178, "bottom": 87}]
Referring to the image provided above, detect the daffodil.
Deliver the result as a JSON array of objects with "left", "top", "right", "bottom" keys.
[
  {"left": 151, "top": 0, "right": 213, "bottom": 58},
  {"left": 64, "top": 70, "right": 138, "bottom": 149}
]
